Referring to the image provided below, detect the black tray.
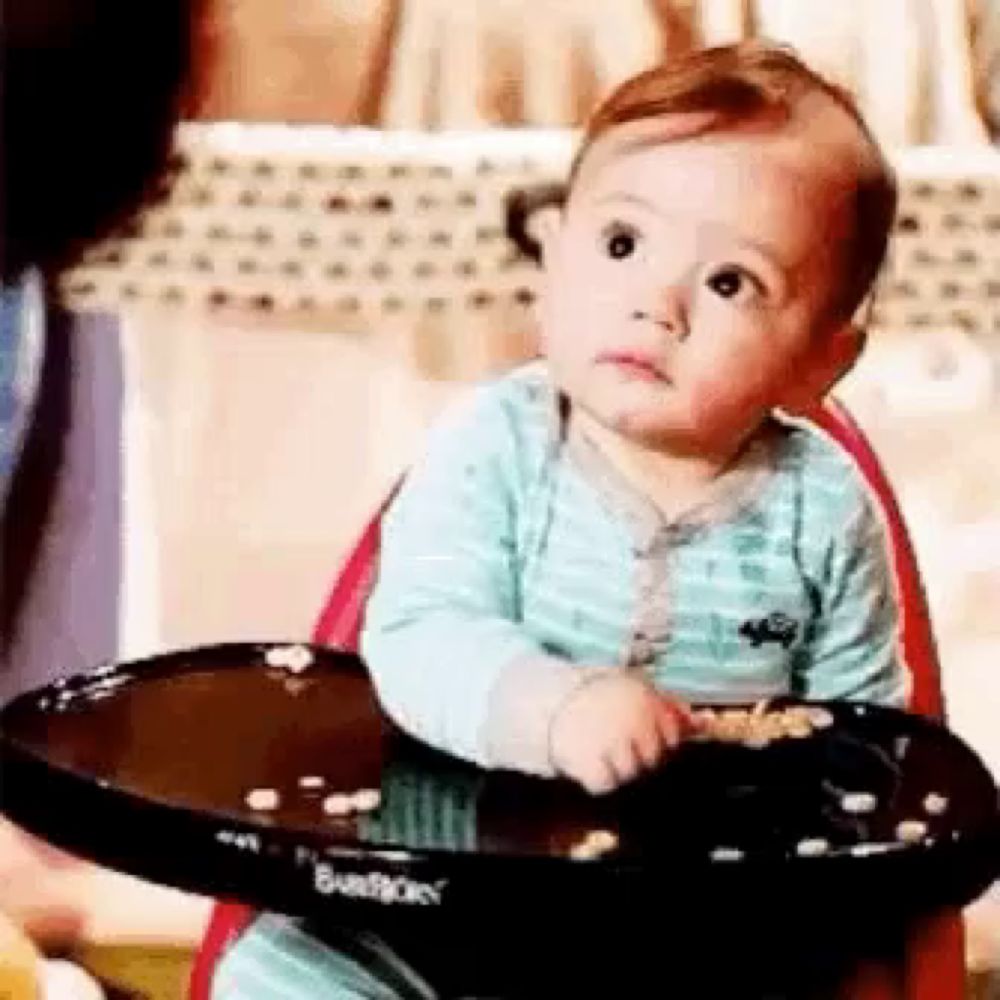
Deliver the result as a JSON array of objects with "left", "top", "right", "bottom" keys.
[{"left": 2, "top": 643, "right": 998, "bottom": 935}]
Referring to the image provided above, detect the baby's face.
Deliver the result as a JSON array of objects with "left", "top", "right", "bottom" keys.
[{"left": 538, "top": 111, "right": 862, "bottom": 455}]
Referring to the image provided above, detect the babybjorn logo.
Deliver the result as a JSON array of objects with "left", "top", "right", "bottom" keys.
[
  {"left": 313, "top": 863, "right": 448, "bottom": 906},
  {"left": 739, "top": 612, "right": 798, "bottom": 649}
]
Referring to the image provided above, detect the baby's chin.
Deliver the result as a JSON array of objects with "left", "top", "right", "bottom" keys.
[{"left": 603, "top": 404, "right": 693, "bottom": 449}]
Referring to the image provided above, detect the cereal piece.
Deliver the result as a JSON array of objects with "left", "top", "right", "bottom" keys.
[
  {"left": 264, "top": 644, "right": 314, "bottom": 672},
  {"left": 714, "top": 710, "right": 750, "bottom": 742},
  {"left": 283, "top": 644, "right": 314, "bottom": 674},
  {"left": 694, "top": 702, "right": 833, "bottom": 747},
  {"left": 710, "top": 846, "right": 745, "bottom": 862},
  {"left": 783, "top": 706, "right": 811, "bottom": 722},
  {"left": 840, "top": 792, "right": 878, "bottom": 815},
  {"left": 298, "top": 775, "right": 326, "bottom": 790},
  {"left": 896, "top": 819, "right": 928, "bottom": 844},
  {"left": 264, "top": 647, "right": 291, "bottom": 668},
  {"left": 245, "top": 788, "right": 280, "bottom": 811},
  {"left": 570, "top": 841, "right": 600, "bottom": 861},
  {"left": 803, "top": 706, "right": 834, "bottom": 729},
  {"left": 795, "top": 837, "right": 830, "bottom": 857},
  {"left": 850, "top": 843, "right": 891, "bottom": 858},
  {"left": 569, "top": 829, "right": 618, "bottom": 861},
  {"left": 923, "top": 793, "right": 949, "bottom": 816},
  {"left": 351, "top": 788, "right": 382, "bottom": 814},
  {"left": 784, "top": 719, "right": 812, "bottom": 739},
  {"left": 585, "top": 830, "right": 618, "bottom": 853},
  {"left": 322, "top": 793, "right": 355, "bottom": 817}
]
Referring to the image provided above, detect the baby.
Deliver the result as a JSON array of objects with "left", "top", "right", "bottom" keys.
[
  {"left": 361, "top": 42, "right": 907, "bottom": 796},
  {"left": 215, "top": 42, "right": 911, "bottom": 999}
]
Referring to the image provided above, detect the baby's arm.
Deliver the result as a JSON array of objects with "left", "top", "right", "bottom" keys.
[
  {"left": 795, "top": 484, "right": 910, "bottom": 708},
  {"left": 361, "top": 386, "right": 609, "bottom": 777}
]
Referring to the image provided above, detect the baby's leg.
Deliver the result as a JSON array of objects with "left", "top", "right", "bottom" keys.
[{"left": 211, "top": 913, "right": 438, "bottom": 1000}]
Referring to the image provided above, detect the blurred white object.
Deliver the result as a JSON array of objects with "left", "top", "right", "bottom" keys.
[
  {"left": 0, "top": 911, "right": 42, "bottom": 1000},
  {"left": 860, "top": 0, "right": 923, "bottom": 147},
  {"left": 382, "top": 0, "right": 663, "bottom": 128},
  {"left": 41, "top": 961, "right": 104, "bottom": 1000},
  {"left": 697, "top": 0, "right": 748, "bottom": 45},
  {"left": 856, "top": 327, "right": 995, "bottom": 416},
  {"left": 756, "top": 0, "right": 861, "bottom": 96},
  {"left": 755, "top": 0, "right": 988, "bottom": 145},
  {"left": 923, "top": 0, "right": 991, "bottom": 144}
]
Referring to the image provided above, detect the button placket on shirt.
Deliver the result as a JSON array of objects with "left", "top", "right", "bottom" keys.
[{"left": 627, "top": 528, "right": 677, "bottom": 669}]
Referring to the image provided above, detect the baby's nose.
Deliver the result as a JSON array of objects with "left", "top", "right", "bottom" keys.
[
  {"left": 632, "top": 309, "right": 669, "bottom": 326},
  {"left": 634, "top": 277, "right": 688, "bottom": 334},
  {"left": 631, "top": 308, "right": 686, "bottom": 340}
]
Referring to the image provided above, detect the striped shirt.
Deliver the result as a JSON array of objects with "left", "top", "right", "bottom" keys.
[
  {"left": 361, "top": 362, "right": 908, "bottom": 776},
  {"left": 213, "top": 914, "right": 437, "bottom": 1000}
]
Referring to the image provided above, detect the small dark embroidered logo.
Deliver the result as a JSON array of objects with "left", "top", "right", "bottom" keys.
[{"left": 739, "top": 612, "right": 798, "bottom": 649}]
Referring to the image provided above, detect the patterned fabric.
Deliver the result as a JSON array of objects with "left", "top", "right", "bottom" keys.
[{"left": 362, "top": 362, "right": 908, "bottom": 775}]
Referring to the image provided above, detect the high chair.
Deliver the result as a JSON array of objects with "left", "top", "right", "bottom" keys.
[{"left": 189, "top": 398, "right": 965, "bottom": 1000}]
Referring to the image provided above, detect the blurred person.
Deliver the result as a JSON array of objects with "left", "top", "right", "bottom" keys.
[{"left": 1, "top": 0, "right": 216, "bottom": 986}]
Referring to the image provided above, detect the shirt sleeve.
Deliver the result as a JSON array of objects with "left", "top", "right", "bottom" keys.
[
  {"left": 795, "top": 483, "right": 910, "bottom": 708},
  {"left": 360, "top": 384, "right": 598, "bottom": 774}
]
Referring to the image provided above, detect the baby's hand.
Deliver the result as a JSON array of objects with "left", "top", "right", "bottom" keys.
[{"left": 549, "top": 674, "right": 692, "bottom": 795}]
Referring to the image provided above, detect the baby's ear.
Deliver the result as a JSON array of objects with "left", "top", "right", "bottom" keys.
[
  {"left": 504, "top": 183, "right": 566, "bottom": 265},
  {"left": 780, "top": 322, "right": 864, "bottom": 418},
  {"left": 531, "top": 203, "right": 563, "bottom": 267}
]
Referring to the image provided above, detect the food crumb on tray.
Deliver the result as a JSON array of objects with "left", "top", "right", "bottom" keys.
[
  {"left": 569, "top": 829, "right": 619, "bottom": 861},
  {"left": 322, "top": 789, "right": 382, "bottom": 818},
  {"left": 923, "top": 792, "right": 948, "bottom": 816},
  {"left": 264, "top": 644, "right": 314, "bottom": 673},
  {"left": 839, "top": 791, "right": 878, "bottom": 815},
  {"left": 710, "top": 846, "right": 745, "bottom": 862},
  {"left": 322, "top": 793, "right": 354, "bottom": 817},
  {"left": 245, "top": 788, "right": 280, "bottom": 811},
  {"left": 896, "top": 819, "right": 928, "bottom": 844},
  {"left": 352, "top": 788, "right": 382, "bottom": 813},
  {"left": 795, "top": 837, "right": 830, "bottom": 858},
  {"left": 692, "top": 701, "right": 834, "bottom": 748}
]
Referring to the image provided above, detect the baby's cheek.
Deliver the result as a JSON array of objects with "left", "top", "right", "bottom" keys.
[{"left": 687, "top": 372, "right": 761, "bottom": 433}]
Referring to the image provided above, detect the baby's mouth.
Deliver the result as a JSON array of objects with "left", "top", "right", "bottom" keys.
[{"left": 596, "top": 351, "right": 672, "bottom": 384}]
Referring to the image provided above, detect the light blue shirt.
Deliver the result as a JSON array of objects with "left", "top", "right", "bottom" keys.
[{"left": 362, "top": 362, "right": 908, "bottom": 775}]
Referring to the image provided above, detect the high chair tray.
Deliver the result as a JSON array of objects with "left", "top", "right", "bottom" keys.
[{"left": 1, "top": 643, "right": 997, "bottom": 928}]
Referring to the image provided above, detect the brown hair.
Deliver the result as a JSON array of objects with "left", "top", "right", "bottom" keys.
[{"left": 569, "top": 42, "right": 898, "bottom": 322}]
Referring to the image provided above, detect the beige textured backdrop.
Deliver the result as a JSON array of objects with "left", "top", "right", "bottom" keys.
[{"left": 197, "top": 0, "right": 996, "bottom": 143}]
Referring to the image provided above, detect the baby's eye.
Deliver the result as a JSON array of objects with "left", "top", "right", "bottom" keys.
[
  {"left": 601, "top": 222, "right": 641, "bottom": 260},
  {"left": 706, "top": 267, "right": 760, "bottom": 302}
]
